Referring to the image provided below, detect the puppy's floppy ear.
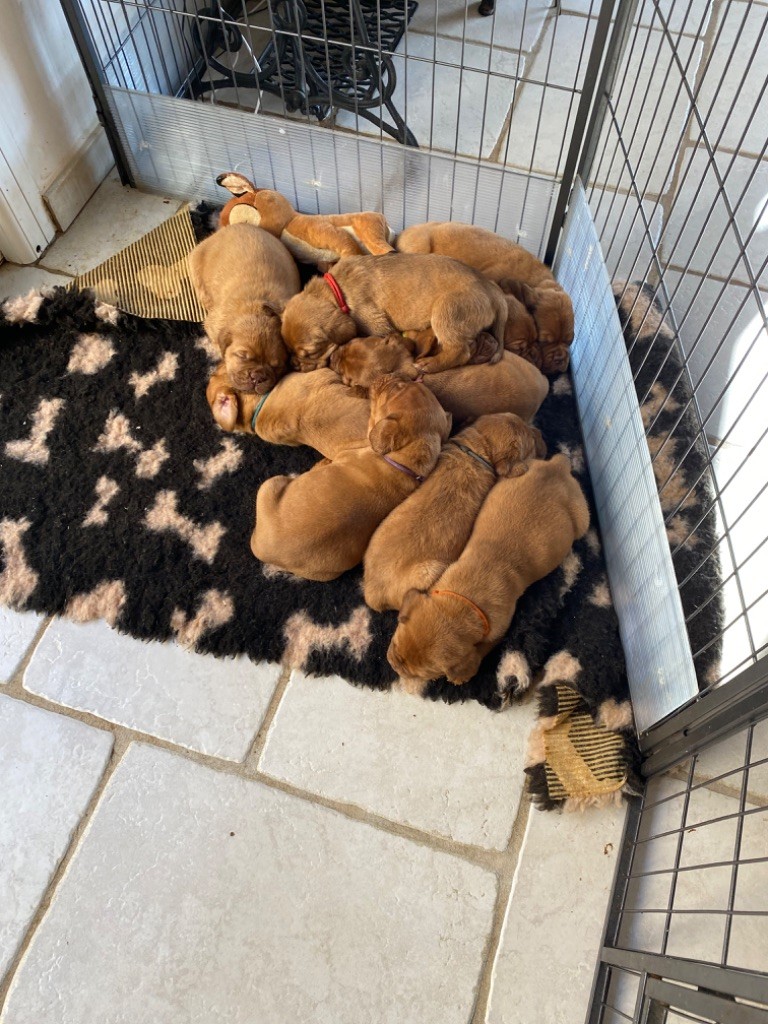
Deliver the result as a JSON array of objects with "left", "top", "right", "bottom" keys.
[
  {"left": 502, "top": 280, "right": 538, "bottom": 313},
  {"left": 446, "top": 647, "right": 484, "bottom": 686},
  {"left": 395, "top": 332, "right": 418, "bottom": 355},
  {"left": 398, "top": 587, "right": 426, "bottom": 620},
  {"left": 496, "top": 457, "right": 530, "bottom": 478},
  {"left": 369, "top": 415, "right": 402, "bottom": 454}
]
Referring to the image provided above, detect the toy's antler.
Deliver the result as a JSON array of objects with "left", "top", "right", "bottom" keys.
[{"left": 216, "top": 172, "right": 260, "bottom": 196}]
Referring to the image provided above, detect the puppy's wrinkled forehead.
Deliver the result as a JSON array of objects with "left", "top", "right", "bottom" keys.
[{"left": 370, "top": 373, "right": 412, "bottom": 403}]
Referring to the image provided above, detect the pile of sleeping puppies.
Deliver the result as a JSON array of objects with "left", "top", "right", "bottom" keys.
[{"left": 190, "top": 188, "right": 589, "bottom": 688}]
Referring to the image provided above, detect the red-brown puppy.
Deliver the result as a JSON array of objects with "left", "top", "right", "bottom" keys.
[
  {"left": 502, "top": 281, "right": 573, "bottom": 373},
  {"left": 251, "top": 374, "right": 452, "bottom": 581},
  {"left": 280, "top": 252, "right": 507, "bottom": 374},
  {"left": 387, "top": 454, "right": 590, "bottom": 684},
  {"left": 329, "top": 334, "right": 548, "bottom": 423},
  {"left": 396, "top": 221, "right": 574, "bottom": 370},
  {"left": 190, "top": 223, "right": 301, "bottom": 393},
  {"left": 206, "top": 363, "right": 370, "bottom": 457},
  {"left": 364, "top": 414, "right": 546, "bottom": 611}
]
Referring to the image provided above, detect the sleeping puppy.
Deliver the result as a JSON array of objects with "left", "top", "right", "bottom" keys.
[
  {"left": 280, "top": 252, "right": 507, "bottom": 375},
  {"left": 206, "top": 363, "right": 370, "bottom": 458},
  {"left": 395, "top": 222, "right": 574, "bottom": 368},
  {"left": 367, "top": 290, "right": 540, "bottom": 371},
  {"left": 502, "top": 281, "right": 573, "bottom": 373},
  {"left": 364, "top": 414, "right": 546, "bottom": 611},
  {"left": 251, "top": 374, "right": 452, "bottom": 581},
  {"left": 329, "top": 334, "right": 548, "bottom": 423},
  {"left": 190, "top": 223, "right": 301, "bottom": 393},
  {"left": 387, "top": 454, "right": 590, "bottom": 685}
]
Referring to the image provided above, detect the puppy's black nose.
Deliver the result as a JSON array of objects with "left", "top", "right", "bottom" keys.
[{"left": 249, "top": 369, "right": 269, "bottom": 385}]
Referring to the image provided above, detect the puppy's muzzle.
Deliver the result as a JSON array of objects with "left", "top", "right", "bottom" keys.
[
  {"left": 234, "top": 366, "right": 273, "bottom": 394},
  {"left": 387, "top": 640, "right": 406, "bottom": 676}
]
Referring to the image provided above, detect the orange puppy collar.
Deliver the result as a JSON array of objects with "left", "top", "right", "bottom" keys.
[
  {"left": 323, "top": 272, "right": 350, "bottom": 314},
  {"left": 431, "top": 589, "right": 491, "bottom": 637}
]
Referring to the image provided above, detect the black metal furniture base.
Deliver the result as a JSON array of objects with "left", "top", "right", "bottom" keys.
[{"left": 189, "top": 0, "right": 419, "bottom": 146}]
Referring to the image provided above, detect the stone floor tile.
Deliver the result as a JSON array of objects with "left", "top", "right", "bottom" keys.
[
  {"left": 693, "top": 0, "right": 767, "bottom": 156},
  {"left": 335, "top": 33, "right": 526, "bottom": 159},
  {"left": 619, "top": 775, "right": 768, "bottom": 969},
  {"left": 562, "top": 0, "right": 713, "bottom": 35},
  {"left": 692, "top": 717, "right": 768, "bottom": 806},
  {"left": 0, "top": 264, "right": 72, "bottom": 301},
  {"left": 523, "top": 11, "right": 596, "bottom": 89},
  {"left": 408, "top": 0, "right": 548, "bottom": 53},
  {"left": 38, "top": 172, "right": 179, "bottom": 276},
  {"left": 259, "top": 671, "right": 537, "bottom": 849},
  {"left": 708, "top": 443, "right": 768, "bottom": 669},
  {"left": 500, "top": 81, "right": 578, "bottom": 177},
  {"left": 589, "top": 186, "right": 663, "bottom": 280},
  {"left": 663, "top": 270, "right": 767, "bottom": 450},
  {"left": 24, "top": 618, "right": 280, "bottom": 762},
  {"left": 590, "top": 31, "right": 702, "bottom": 196},
  {"left": 1, "top": 742, "right": 497, "bottom": 1024},
  {"left": 487, "top": 801, "right": 627, "bottom": 1024},
  {"left": 0, "top": 694, "right": 113, "bottom": 984},
  {"left": 0, "top": 608, "right": 45, "bottom": 685},
  {"left": 662, "top": 148, "right": 767, "bottom": 285}
]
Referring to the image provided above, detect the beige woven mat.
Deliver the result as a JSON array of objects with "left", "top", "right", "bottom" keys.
[{"left": 70, "top": 204, "right": 205, "bottom": 322}]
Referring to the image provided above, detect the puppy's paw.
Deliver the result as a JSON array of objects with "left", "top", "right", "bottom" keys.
[
  {"left": 212, "top": 392, "right": 238, "bottom": 431},
  {"left": 496, "top": 650, "right": 532, "bottom": 706}
]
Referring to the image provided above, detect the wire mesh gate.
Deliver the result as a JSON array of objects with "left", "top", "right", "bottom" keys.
[{"left": 59, "top": 0, "right": 768, "bottom": 1018}]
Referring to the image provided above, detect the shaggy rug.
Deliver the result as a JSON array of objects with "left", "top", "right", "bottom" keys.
[{"left": 0, "top": 268, "right": 720, "bottom": 809}]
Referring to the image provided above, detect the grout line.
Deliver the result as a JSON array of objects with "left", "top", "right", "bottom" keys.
[
  {"left": 248, "top": 768, "right": 511, "bottom": 872},
  {"left": 469, "top": 790, "right": 533, "bottom": 1024},
  {"left": 666, "top": 762, "right": 768, "bottom": 808},
  {"left": 664, "top": 263, "right": 764, "bottom": 292},
  {"left": 657, "top": 0, "right": 723, "bottom": 267},
  {"left": 243, "top": 665, "right": 293, "bottom": 766},
  {"left": 0, "top": 731, "right": 131, "bottom": 1014},
  {"left": 3, "top": 649, "right": 511, "bottom": 871},
  {"left": 406, "top": 27, "right": 527, "bottom": 59},
  {"left": 487, "top": 5, "right": 559, "bottom": 165},
  {"left": 1, "top": 263, "right": 75, "bottom": 281}
]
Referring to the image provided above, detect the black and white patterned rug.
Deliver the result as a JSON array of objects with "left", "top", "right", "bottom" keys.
[{"left": 0, "top": 275, "right": 721, "bottom": 808}]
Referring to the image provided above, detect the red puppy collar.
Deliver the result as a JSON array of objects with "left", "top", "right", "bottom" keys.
[{"left": 323, "top": 272, "right": 350, "bottom": 315}]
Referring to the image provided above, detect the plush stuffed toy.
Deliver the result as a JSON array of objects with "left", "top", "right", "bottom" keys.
[{"left": 216, "top": 172, "right": 396, "bottom": 267}]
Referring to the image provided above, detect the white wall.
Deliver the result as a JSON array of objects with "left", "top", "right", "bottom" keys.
[{"left": 0, "top": 0, "right": 112, "bottom": 262}]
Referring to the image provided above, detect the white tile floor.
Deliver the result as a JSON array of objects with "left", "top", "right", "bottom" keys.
[{"left": 1, "top": 166, "right": 765, "bottom": 1023}]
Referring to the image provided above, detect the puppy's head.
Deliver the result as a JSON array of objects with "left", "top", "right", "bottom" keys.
[
  {"left": 281, "top": 288, "right": 358, "bottom": 372},
  {"left": 531, "top": 290, "right": 574, "bottom": 372},
  {"left": 330, "top": 334, "right": 415, "bottom": 389},
  {"left": 465, "top": 413, "right": 547, "bottom": 476},
  {"left": 217, "top": 306, "right": 289, "bottom": 393},
  {"left": 387, "top": 588, "right": 488, "bottom": 684},
  {"left": 499, "top": 291, "right": 541, "bottom": 368},
  {"left": 206, "top": 362, "right": 258, "bottom": 432},
  {"left": 468, "top": 330, "right": 504, "bottom": 365},
  {"left": 367, "top": 373, "right": 452, "bottom": 455}
]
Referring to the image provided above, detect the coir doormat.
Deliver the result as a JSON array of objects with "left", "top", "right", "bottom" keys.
[{"left": 0, "top": 281, "right": 720, "bottom": 809}]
